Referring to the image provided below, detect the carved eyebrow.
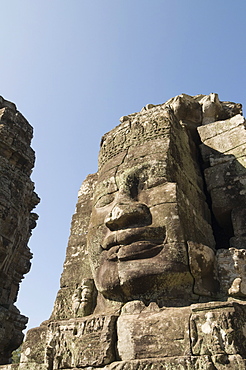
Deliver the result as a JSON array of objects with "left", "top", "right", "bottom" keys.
[{"left": 116, "top": 163, "right": 150, "bottom": 181}]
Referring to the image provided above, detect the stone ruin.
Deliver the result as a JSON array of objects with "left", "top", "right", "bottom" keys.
[
  {"left": 1, "top": 93, "right": 246, "bottom": 369},
  {"left": 0, "top": 97, "right": 39, "bottom": 365}
]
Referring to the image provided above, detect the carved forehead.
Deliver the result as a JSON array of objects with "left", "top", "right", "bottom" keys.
[
  {"left": 98, "top": 94, "right": 242, "bottom": 171},
  {"left": 98, "top": 105, "right": 175, "bottom": 170}
]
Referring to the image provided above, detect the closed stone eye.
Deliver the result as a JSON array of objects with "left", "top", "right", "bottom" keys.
[{"left": 95, "top": 193, "right": 115, "bottom": 208}]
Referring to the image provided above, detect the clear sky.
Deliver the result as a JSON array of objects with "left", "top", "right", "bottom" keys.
[{"left": 1, "top": 1, "right": 245, "bottom": 331}]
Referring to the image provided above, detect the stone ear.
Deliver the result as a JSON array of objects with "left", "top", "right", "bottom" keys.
[{"left": 188, "top": 241, "right": 219, "bottom": 297}]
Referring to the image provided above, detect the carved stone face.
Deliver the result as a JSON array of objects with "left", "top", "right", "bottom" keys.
[{"left": 87, "top": 138, "right": 194, "bottom": 304}]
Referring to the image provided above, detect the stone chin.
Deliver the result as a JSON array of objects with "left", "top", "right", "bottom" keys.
[{"left": 92, "top": 241, "right": 194, "bottom": 304}]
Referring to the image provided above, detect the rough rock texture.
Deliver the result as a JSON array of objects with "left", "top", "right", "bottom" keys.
[
  {"left": 9, "top": 93, "right": 246, "bottom": 369},
  {"left": 198, "top": 114, "right": 246, "bottom": 250},
  {"left": 0, "top": 97, "right": 39, "bottom": 364},
  {"left": 51, "top": 173, "right": 97, "bottom": 321}
]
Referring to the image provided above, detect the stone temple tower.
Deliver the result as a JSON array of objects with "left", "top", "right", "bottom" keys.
[
  {"left": 2, "top": 93, "right": 246, "bottom": 369},
  {"left": 0, "top": 97, "right": 39, "bottom": 365}
]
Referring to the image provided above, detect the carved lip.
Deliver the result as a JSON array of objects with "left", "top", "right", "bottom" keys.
[{"left": 103, "top": 226, "right": 166, "bottom": 261}]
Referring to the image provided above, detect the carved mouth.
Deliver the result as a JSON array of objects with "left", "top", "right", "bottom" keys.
[{"left": 103, "top": 226, "right": 166, "bottom": 261}]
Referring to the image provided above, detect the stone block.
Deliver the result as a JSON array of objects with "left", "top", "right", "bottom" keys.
[
  {"left": 170, "top": 93, "right": 202, "bottom": 125},
  {"left": 202, "top": 124, "right": 246, "bottom": 155},
  {"left": 98, "top": 355, "right": 246, "bottom": 369},
  {"left": 116, "top": 302, "right": 246, "bottom": 368},
  {"left": 204, "top": 159, "right": 246, "bottom": 192},
  {"left": 149, "top": 203, "right": 185, "bottom": 242},
  {"left": 46, "top": 315, "right": 117, "bottom": 369},
  {"left": 230, "top": 236, "right": 246, "bottom": 249},
  {"left": 217, "top": 248, "right": 246, "bottom": 297},
  {"left": 20, "top": 325, "right": 48, "bottom": 366},
  {"left": 231, "top": 206, "right": 246, "bottom": 238},
  {"left": 18, "top": 364, "right": 47, "bottom": 370},
  {"left": 117, "top": 305, "right": 191, "bottom": 360},
  {"left": 198, "top": 114, "right": 245, "bottom": 142},
  {"left": 190, "top": 302, "right": 246, "bottom": 358}
]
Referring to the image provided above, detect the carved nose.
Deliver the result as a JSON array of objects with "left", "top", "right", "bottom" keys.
[{"left": 105, "top": 202, "right": 152, "bottom": 231}]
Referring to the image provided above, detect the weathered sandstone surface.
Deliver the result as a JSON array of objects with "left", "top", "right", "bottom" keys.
[
  {"left": 0, "top": 97, "right": 39, "bottom": 365},
  {"left": 3, "top": 93, "right": 246, "bottom": 369}
]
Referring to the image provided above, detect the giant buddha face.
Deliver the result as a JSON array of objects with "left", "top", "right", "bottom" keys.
[{"left": 87, "top": 136, "right": 194, "bottom": 305}]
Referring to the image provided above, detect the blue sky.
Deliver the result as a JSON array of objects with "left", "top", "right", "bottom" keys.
[{"left": 1, "top": 1, "right": 245, "bottom": 331}]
